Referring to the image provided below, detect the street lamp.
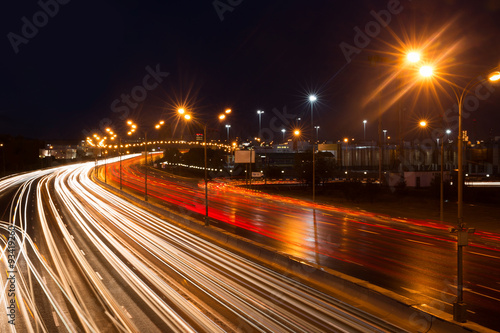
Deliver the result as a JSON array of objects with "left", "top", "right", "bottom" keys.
[
  {"left": 309, "top": 94, "right": 317, "bottom": 202},
  {"left": 420, "top": 64, "right": 499, "bottom": 322},
  {"left": 281, "top": 128, "right": 286, "bottom": 143},
  {"left": 183, "top": 110, "right": 231, "bottom": 226},
  {"left": 225, "top": 124, "right": 231, "bottom": 142},
  {"left": 450, "top": 70, "right": 499, "bottom": 322},
  {"left": 314, "top": 126, "right": 320, "bottom": 142},
  {"left": 363, "top": 120, "right": 367, "bottom": 141},
  {"left": 257, "top": 110, "right": 264, "bottom": 140}
]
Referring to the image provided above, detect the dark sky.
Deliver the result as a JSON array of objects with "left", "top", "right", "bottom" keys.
[{"left": 1, "top": 0, "right": 500, "bottom": 143}]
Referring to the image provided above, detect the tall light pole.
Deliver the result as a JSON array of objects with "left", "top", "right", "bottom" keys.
[
  {"left": 225, "top": 124, "right": 231, "bottom": 142},
  {"left": 183, "top": 109, "right": 231, "bottom": 226},
  {"left": 418, "top": 64, "right": 499, "bottom": 322},
  {"left": 309, "top": 95, "right": 317, "bottom": 202},
  {"left": 257, "top": 110, "right": 264, "bottom": 140},
  {"left": 314, "top": 126, "right": 320, "bottom": 142},
  {"left": 281, "top": 128, "right": 286, "bottom": 143},
  {"left": 363, "top": 120, "right": 367, "bottom": 141},
  {"left": 451, "top": 70, "right": 499, "bottom": 322}
]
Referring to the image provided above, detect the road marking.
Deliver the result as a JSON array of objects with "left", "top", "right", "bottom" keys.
[
  {"left": 406, "top": 239, "right": 433, "bottom": 246},
  {"left": 401, "top": 287, "right": 420, "bottom": 294},
  {"left": 95, "top": 271, "right": 103, "bottom": 280},
  {"left": 468, "top": 251, "right": 500, "bottom": 260},
  {"left": 357, "top": 229, "right": 380, "bottom": 235},
  {"left": 467, "top": 289, "right": 500, "bottom": 302},
  {"left": 477, "top": 284, "right": 500, "bottom": 294},
  {"left": 52, "top": 311, "right": 60, "bottom": 327}
]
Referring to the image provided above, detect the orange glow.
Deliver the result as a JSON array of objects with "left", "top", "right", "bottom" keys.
[
  {"left": 419, "top": 65, "right": 433, "bottom": 77},
  {"left": 184, "top": 114, "right": 191, "bottom": 120},
  {"left": 178, "top": 108, "right": 185, "bottom": 114},
  {"left": 419, "top": 120, "right": 427, "bottom": 127},
  {"left": 225, "top": 109, "right": 232, "bottom": 114},
  {"left": 407, "top": 51, "right": 421, "bottom": 63},
  {"left": 489, "top": 71, "right": 500, "bottom": 82},
  {"left": 219, "top": 114, "right": 226, "bottom": 120},
  {"left": 294, "top": 130, "right": 300, "bottom": 136},
  {"left": 344, "top": 138, "right": 348, "bottom": 143}
]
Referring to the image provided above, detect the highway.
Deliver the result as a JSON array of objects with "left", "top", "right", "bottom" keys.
[
  {"left": 103, "top": 155, "right": 500, "bottom": 331},
  {"left": 0, "top": 158, "right": 406, "bottom": 332}
]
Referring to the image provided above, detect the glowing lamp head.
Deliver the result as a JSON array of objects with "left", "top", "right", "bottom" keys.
[
  {"left": 407, "top": 52, "right": 421, "bottom": 63},
  {"left": 184, "top": 114, "right": 191, "bottom": 120},
  {"left": 127, "top": 120, "right": 133, "bottom": 125},
  {"left": 446, "top": 129, "right": 452, "bottom": 135},
  {"left": 419, "top": 120, "right": 427, "bottom": 127},
  {"left": 419, "top": 65, "right": 433, "bottom": 78},
  {"left": 225, "top": 109, "right": 232, "bottom": 114},
  {"left": 309, "top": 95, "right": 317, "bottom": 102},
  {"left": 294, "top": 130, "right": 300, "bottom": 136},
  {"left": 178, "top": 108, "right": 185, "bottom": 115},
  {"left": 155, "top": 124, "right": 160, "bottom": 129},
  {"left": 219, "top": 114, "right": 226, "bottom": 120},
  {"left": 489, "top": 71, "right": 500, "bottom": 82},
  {"left": 344, "top": 138, "right": 348, "bottom": 143}
]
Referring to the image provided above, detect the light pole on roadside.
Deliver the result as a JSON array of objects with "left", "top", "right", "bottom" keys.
[
  {"left": 309, "top": 95, "right": 317, "bottom": 202},
  {"left": 363, "top": 120, "right": 367, "bottom": 141},
  {"left": 225, "top": 124, "right": 231, "bottom": 142},
  {"left": 281, "top": 129, "right": 286, "bottom": 143},
  {"left": 417, "top": 64, "right": 499, "bottom": 322},
  {"left": 257, "top": 110, "right": 264, "bottom": 140},
  {"left": 183, "top": 109, "right": 232, "bottom": 226},
  {"left": 314, "top": 126, "right": 320, "bottom": 142}
]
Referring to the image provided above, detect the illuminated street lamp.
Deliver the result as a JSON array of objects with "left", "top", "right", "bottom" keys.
[
  {"left": 421, "top": 64, "right": 499, "bottom": 322},
  {"left": 281, "top": 128, "right": 286, "bottom": 142},
  {"left": 257, "top": 110, "right": 264, "bottom": 140},
  {"left": 314, "top": 126, "right": 320, "bottom": 142},
  {"left": 182, "top": 110, "right": 231, "bottom": 226},
  {"left": 225, "top": 124, "right": 231, "bottom": 142},
  {"left": 309, "top": 94, "right": 317, "bottom": 202},
  {"left": 363, "top": 120, "right": 367, "bottom": 141},
  {"left": 407, "top": 51, "right": 421, "bottom": 63}
]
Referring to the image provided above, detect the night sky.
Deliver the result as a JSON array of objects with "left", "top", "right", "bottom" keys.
[{"left": 1, "top": 0, "right": 500, "bottom": 143}]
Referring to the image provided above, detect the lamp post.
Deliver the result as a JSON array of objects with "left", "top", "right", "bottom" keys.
[
  {"left": 281, "top": 128, "right": 286, "bottom": 143},
  {"left": 363, "top": 120, "right": 367, "bottom": 141},
  {"left": 309, "top": 95, "right": 317, "bottom": 202},
  {"left": 257, "top": 110, "right": 264, "bottom": 140},
  {"left": 225, "top": 124, "right": 231, "bottom": 142},
  {"left": 183, "top": 109, "right": 231, "bottom": 226},
  {"left": 418, "top": 65, "right": 499, "bottom": 322},
  {"left": 314, "top": 126, "right": 320, "bottom": 142},
  {"left": 451, "top": 71, "right": 499, "bottom": 322}
]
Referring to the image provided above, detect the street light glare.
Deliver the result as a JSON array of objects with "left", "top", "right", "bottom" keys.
[
  {"left": 446, "top": 129, "right": 452, "bottom": 134},
  {"left": 407, "top": 51, "right": 421, "bottom": 63},
  {"left": 178, "top": 108, "right": 185, "bottom": 114},
  {"left": 489, "top": 71, "right": 500, "bottom": 82},
  {"left": 184, "top": 114, "right": 191, "bottom": 120},
  {"left": 294, "top": 130, "right": 300, "bottom": 136},
  {"left": 419, "top": 65, "right": 433, "bottom": 77},
  {"left": 225, "top": 109, "right": 232, "bottom": 114},
  {"left": 309, "top": 95, "right": 317, "bottom": 102},
  {"left": 363, "top": 120, "right": 367, "bottom": 124},
  {"left": 419, "top": 120, "right": 427, "bottom": 127},
  {"left": 219, "top": 114, "right": 226, "bottom": 120}
]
